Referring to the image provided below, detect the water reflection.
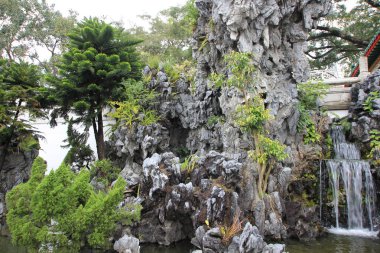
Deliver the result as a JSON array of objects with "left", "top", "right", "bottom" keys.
[
  {"left": 1, "top": 234, "right": 380, "bottom": 253},
  {"left": 286, "top": 234, "right": 380, "bottom": 253}
]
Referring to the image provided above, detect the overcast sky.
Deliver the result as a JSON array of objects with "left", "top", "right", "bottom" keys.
[
  {"left": 47, "top": 0, "right": 358, "bottom": 29},
  {"left": 47, "top": 0, "right": 188, "bottom": 28}
]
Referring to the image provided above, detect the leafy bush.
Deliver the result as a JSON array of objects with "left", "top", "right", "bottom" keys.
[
  {"left": 180, "top": 154, "right": 199, "bottom": 173},
  {"left": 235, "top": 97, "right": 270, "bottom": 133},
  {"left": 297, "top": 80, "right": 329, "bottom": 144},
  {"left": 297, "top": 80, "right": 329, "bottom": 111},
  {"left": 90, "top": 159, "right": 121, "bottom": 187},
  {"left": 19, "top": 134, "right": 40, "bottom": 152},
  {"left": 363, "top": 91, "right": 380, "bottom": 112},
  {"left": 368, "top": 129, "right": 380, "bottom": 164},
  {"left": 6, "top": 157, "right": 140, "bottom": 251},
  {"left": 206, "top": 115, "right": 225, "bottom": 128},
  {"left": 108, "top": 79, "right": 159, "bottom": 128}
]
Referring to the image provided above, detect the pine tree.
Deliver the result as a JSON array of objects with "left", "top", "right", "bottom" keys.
[
  {"left": 49, "top": 17, "right": 142, "bottom": 160},
  {"left": 0, "top": 60, "right": 47, "bottom": 170}
]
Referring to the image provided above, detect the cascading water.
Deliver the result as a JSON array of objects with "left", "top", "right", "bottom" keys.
[{"left": 325, "top": 125, "right": 377, "bottom": 236}]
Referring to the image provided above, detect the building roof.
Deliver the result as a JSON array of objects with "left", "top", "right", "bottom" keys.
[{"left": 350, "top": 30, "right": 380, "bottom": 77}]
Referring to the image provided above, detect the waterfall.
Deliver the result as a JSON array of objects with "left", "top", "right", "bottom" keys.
[{"left": 326, "top": 126, "right": 376, "bottom": 232}]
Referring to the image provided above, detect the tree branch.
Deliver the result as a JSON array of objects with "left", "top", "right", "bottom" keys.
[
  {"left": 309, "top": 26, "right": 369, "bottom": 48},
  {"left": 364, "top": 0, "right": 380, "bottom": 9},
  {"left": 306, "top": 45, "right": 333, "bottom": 53}
]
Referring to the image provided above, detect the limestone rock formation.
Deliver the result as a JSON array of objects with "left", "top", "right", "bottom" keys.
[
  {"left": 114, "top": 234, "right": 140, "bottom": 253},
  {"left": 109, "top": 0, "right": 333, "bottom": 250},
  {"left": 348, "top": 70, "right": 380, "bottom": 211}
]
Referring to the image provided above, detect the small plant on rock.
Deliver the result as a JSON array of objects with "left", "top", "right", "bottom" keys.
[
  {"left": 297, "top": 80, "right": 329, "bottom": 144},
  {"left": 219, "top": 210, "right": 244, "bottom": 245},
  {"left": 108, "top": 79, "right": 159, "bottom": 128},
  {"left": 181, "top": 154, "right": 199, "bottom": 173},
  {"left": 210, "top": 51, "right": 287, "bottom": 198},
  {"left": 363, "top": 91, "right": 380, "bottom": 112},
  {"left": 368, "top": 129, "right": 380, "bottom": 164}
]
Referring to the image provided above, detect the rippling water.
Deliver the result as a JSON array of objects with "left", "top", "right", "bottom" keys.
[
  {"left": 285, "top": 234, "right": 380, "bottom": 253},
  {"left": 1, "top": 234, "right": 380, "bottom": 253}
]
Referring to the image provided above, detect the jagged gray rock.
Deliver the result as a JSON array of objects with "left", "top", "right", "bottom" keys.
[
  {"left": 109, "top": 0, "right": 333, "bottom": 249},
  {"left": 114, "top": 234, "right": 140, "bottom": 253},
  {"left": 0, "top": 148, "right": 38, "bottom": 234}
]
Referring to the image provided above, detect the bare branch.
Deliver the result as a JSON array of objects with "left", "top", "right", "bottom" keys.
[{"left": 309, "top": 26, "right": 369, "bottom": 48}]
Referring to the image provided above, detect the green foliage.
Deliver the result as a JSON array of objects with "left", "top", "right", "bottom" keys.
[
  {"left": 0, "top": 0, "right": 76, "bottom": 63},
  {"left": 62, "top": 120, "right": 94, "bottom": 168},
  {"left": 363, "top": 91, "right": 380, "bottom": 112},
  {"left": 210, "top": 52, "right": 256, "bottom": 91},
  {"left": 297, "top": 81, "right": 329, "bottom": 111},
  {"left": 368, "top": 129, "right": 380, "bottom": 164},
  {"left": 206, "top": 115, "right": 225, "bottom": 128},
  {"left": 160, "top": 59, "right": 196, "bottom": 83},
  {"left": 297, "top": 80, "right": 329, "bottom": 144},
  {"left": 49, "top": 17, "right": 142, "bottom": 159},
  {"left": 183, "top": 0, "right": 199, "bottom": 29},
  {"left": 6, "top": 157, "right": 140, "bottom": 251},
  {"left": 180, "top": 154, "right": 199, "bottom": 173},
  {"left": 108, "top": 80, "right": 159, "bottom": 128},
  {"left": 90, "top": 159, "right": 121, "bottom": 187},
  {"left": 308, "top": 1, "right": 380, "bottom": 70},
  {"left": 19, "top": 134, "right": 40, "bottom": 152},
  {"left": 175, "top": 146, "right": 190, "bottom": 160},
  {"left": 235, "top": 97, "right": 271, "bottom": 133},
  {"left": 298, "top": 107, "right": 321, "bottom": 144},
  {"left": 249, "top": 135, "right": 288, "bottom": 165},
  {"left": 210, "top": 51, "right": 287, "bottom": 198},
  {"left": 128, "top": 0, "right": 198, "bottom": 65},
  {"left": 0, "top": 60, "right": 47, "bottom": 164}
]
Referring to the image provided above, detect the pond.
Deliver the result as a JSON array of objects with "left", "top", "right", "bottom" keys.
[{"left": 1, "top": 234, "right": 380, "bottom": 253}]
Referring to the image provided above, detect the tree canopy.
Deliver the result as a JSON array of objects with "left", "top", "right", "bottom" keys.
[
  {"left": 308, "top": 0, "right": 380, "bottom": 70},
  {"left": 0, "top": 0, "right": 76, "bottom": 65},
  {"left": 0, "top": 60, "right": 48, "bottom": 169},
  {"left": 49, "top": 17, "right": 143, "bottom": 160},
  {"left": 128, "top": 0, "right": 198, "bottom": 65}
]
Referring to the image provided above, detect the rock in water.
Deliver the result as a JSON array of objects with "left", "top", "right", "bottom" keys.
[{"left": 114, "top": 235, "right": 140, "bottom": 253}]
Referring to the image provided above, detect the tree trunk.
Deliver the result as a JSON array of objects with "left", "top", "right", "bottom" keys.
[{"left": 93, "top": 110, "right": 105, "bottom": 160}]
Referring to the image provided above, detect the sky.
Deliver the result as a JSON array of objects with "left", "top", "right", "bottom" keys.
[{"left": 47, "top": 0, "right": 188, "bottom": 28}]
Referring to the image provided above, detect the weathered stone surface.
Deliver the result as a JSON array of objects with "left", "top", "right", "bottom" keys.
[
  {"left": 114, "top": 234, "right": 140, "bottom": 253},
  {"left": 0, "top": 148, "right": 38, "bottom": 233},
  {"left": 284, "top": 201, "right": 324, "bottom": 240},
  {"left": 108, "top": 0, "right": 333, "bottom": 248},
  {"left": 239, "top": 222, "right": 267, "bottom": 253}
]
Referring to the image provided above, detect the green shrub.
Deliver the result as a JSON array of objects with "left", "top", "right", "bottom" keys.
[
  {"left": 206, "top": 115, "right": 225, "bottom": 128},
  {"left": 108, "top": 79, "right": 159, "bottom": 128},
  {"left": 297, "top": 80, "right": 329, "bottom": 144},
  {"left": 6, "top": 157, "right": 141, "bottom": 251},
  {"left": 19, "top": 134, "right": 40, "bottom": 152},
  {"left": 181, "top": 154, "right": 199, "bottom": 173},
  {"left": 363, "top": 91, "right": 380, "bottom": 112},
  {"left": 368, "top": 129, "right": 380, "bottom": 164},
  {"left": 90, "top": 159, "right": 121, "bottom": 187}
]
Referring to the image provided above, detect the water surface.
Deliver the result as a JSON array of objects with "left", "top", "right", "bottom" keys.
[
  {"left": 1, "top": 234, "right": 380, "bottom": 253},
  {"left": 286, "top": 233, "right": 380, "bottom": 253}
]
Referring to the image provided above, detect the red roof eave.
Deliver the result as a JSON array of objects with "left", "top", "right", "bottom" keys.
[{"left": 350, "top": 32, "right": 380, "bottom": 77}]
